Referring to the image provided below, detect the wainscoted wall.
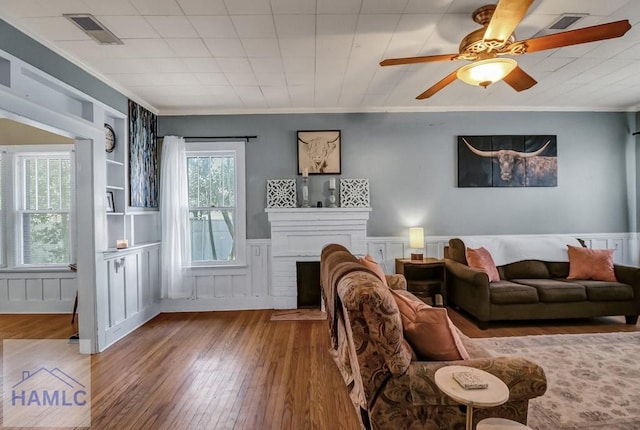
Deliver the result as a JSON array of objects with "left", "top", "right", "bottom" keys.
[
  {"left": 369, "top": 233, "right": 639, "bottom": 274},
  {"left": 0, "top": 270, "right": 76, "bottom": 313},
  {"left": 101, "top": 243, "right": 161, "bottom": 348},
  {"left": 1, "top": 233, "right": 635, "bottom": 317},
  {"left": 160, "top": 232, "right": 639, "bottom": 312},
  {"left": 161, "top": 240, "right": 271, "bottom": 312}
]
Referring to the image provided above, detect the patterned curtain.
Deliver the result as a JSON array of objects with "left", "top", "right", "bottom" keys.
[{"left": 128, "top": 100, "right": 158, "bottom": 208}]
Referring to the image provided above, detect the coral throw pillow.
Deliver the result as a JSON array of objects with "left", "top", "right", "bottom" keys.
[
  {"left": 391, "top": 290, "right": 469, "bottom": 361},
  {"left": 567, "top": 245, "right": 617, "bottom": 282},
  {"left": 465, "top": 247, "right": 501, "bottom": 282},
  {"left": 359, "top": 254, "right": 388, "bottom": 287}
]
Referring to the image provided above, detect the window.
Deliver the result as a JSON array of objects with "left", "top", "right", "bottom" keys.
[
  {"left": 186, "top": 141, "right": 246, "bottom": 265},
  {"left": 0, "top": 147, "right": 74, "bottom": 268},
  {"left": 18, "top": 154, "right": 72, "bottom": 265}
]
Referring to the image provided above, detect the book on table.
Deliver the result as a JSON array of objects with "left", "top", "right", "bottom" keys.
[{"left": 452, "top": 371, "right": 489, "bottom": 390}]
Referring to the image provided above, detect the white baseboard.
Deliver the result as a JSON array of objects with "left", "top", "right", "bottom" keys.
[
  {"left": 161, "top": 296, "right": 274, "bottom": 312},
  {"left": 0, "top": 300, "right": 75, "bottom": 313},
  {"left": 272, "top": 296, "right": 296, "bottom": 310}
]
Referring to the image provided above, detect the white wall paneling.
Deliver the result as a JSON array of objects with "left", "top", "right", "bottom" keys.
[
  {"left": 159, "top": 232, "right": 639, "bottom": 313},
  {"left": 579, "top": 234, "right": 637, "bottom": 266},
  {"left": 0, "top": 271, "right": 76, "bottom": 313},
  {"left": 367, "top": 232, "right": 640, "bottom": 272},
  {"left": 161, "top": 240, "right": 272, "bottom": 312},
  {"left": 102, "top": 243, "right": 161, "bottom": 349},
  {"left": 366, "top": 240, "right": 405, "bottom": 274}
]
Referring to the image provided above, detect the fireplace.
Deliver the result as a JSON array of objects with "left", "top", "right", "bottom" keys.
[
  {"left": 266, "top": 208, "right": 371, "bottom": 309},
  {"left": 296, "top": 262, "right": 321, "bottom": 308}
]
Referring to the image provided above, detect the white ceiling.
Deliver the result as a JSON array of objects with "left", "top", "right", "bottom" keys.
[{"left": 1, "top": 0, "right": 640, "bottom": 115}]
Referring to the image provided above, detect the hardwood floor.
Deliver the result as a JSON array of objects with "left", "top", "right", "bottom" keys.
[
  {"left": 0, "top": 312, "right": 362, "bottom": 430},
  {"left": 0, "top": 309, "right": 637, "bottom": 429},
  {"left": 448, "top": 307, "right": 640, "bottom": 338}
]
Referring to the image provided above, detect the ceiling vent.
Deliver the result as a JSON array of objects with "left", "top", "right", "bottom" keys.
[
  {"left": 63, "top": 14, "right": 123, "bottom": 45},
  {"left": 531, "top": 13, "right": 587, "bottom": 38},
  {"left": 549, "top": 14, "right": 587, "bottom": 30}
]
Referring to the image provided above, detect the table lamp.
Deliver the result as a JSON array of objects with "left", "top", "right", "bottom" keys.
[{"left": 409, "top": 227, "right": 425, "bottom": 261}]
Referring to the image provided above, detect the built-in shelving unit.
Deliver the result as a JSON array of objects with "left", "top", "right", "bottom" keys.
[
  {"left": 105, "top": 115, "right": 127, "bottom": 249},
  {"left": 104, "top": 115, "right": 160, "bottom": 251}
]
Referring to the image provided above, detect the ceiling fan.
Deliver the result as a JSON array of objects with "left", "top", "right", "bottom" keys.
[{"left": 379, "top": 0, "right": 631, "bottom": 99}]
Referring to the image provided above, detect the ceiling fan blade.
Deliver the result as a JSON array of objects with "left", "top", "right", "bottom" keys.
[
  {"left": 380, "top": 53, "right": 458, "bottom": 67},
  {"left": 416, "top": 70, "right": 459, "bottom": 99},
  {"left": 484, "top": 0, "right": 534, "bottom": 44},
  {"left": 521, "top": 20, "right": 631, "bottom": 53},
  {"left": 503, "top": 66, "right": 537, "bottom": 91}
]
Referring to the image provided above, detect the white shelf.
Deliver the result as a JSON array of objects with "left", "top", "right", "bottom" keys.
[
  {"left": 106, "top": 159, "right": 124, "bottom": 166},
  {"left": 105, "top": 115, "right": 127, "bottom": 250},
  {"left": 103, "top": 241, "right": 161, "bottom": 257},
  {"left": 126, "top": 207, "right": 159, "bottom": 215}
]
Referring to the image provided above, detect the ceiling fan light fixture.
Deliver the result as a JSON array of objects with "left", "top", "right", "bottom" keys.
[{"left": 457, "top": 58, "right": 517, "bottom": 88}]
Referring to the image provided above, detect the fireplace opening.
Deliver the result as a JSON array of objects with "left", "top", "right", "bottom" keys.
[{"left": 296, "top": 261, "right": 321, "bottom": 308}]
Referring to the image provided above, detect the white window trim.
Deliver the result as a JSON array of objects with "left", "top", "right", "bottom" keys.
[
  {"left": 0, "top": 145, "right": 75, "bottom": 269},
  {"left": 186, "top": 141, "right": 246, "bottom": 267}
]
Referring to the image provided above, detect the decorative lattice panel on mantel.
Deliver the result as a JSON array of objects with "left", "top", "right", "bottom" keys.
[
  {"left": 340, "top": 178, "right": 370, "bottom": 208},
  {"left": 266, "top": 179, "right": 297, "bottom": 208}
]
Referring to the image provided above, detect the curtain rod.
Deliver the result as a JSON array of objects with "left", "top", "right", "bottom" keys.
[{"left": 156, "top": 135, "right": 257, "bottom": 141}]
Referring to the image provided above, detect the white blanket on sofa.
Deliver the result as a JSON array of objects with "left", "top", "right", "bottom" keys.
[{"left": 458, "top": 235, "right": 583, "bottom": 266}]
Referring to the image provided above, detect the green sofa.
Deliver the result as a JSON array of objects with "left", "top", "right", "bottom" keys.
[{"left": 445, "top": 238, "right": 640, "bottom": 329}]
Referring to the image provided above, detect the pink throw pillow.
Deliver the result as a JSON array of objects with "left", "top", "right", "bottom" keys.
[
  {"left": 359, "top": 254, "right": 388, "bottom": 287},
  {"left": 567, "top": 245, "right": 617, "bottom": 282},
  {"left": 465, "top": 247, "right": 500, "bottom": 282},
  {"left": 391, "top": 290, "right": 470, "bottom": 361}
]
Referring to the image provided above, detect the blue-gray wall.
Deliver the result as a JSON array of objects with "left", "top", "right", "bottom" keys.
[
  {"left": 0, "top": 18, "right": 128, "bottom": 114},
  {"left": 159, "top": 111, "right": 636, "bottom": 239}
]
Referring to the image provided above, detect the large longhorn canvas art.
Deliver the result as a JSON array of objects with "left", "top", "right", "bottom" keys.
[{"left": 458, "top": 135, "right": 557, "bottom": 187}]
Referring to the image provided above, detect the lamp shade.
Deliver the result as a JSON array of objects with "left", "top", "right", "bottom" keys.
[
  {"left": 456, "top": 58, "right": 517, "bottom": 88},
  {"left": 409, "top": 227, "right": 425, "bottom": 249}
]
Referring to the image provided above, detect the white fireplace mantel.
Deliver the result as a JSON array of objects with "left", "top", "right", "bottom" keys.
[{"left": 266, "top": 207, "right": 371, "bottom": 309}]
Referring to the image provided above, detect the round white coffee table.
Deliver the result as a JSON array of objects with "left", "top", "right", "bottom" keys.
[
  {"left": 477, "top": 417, "right": 532, "bottom": 429},
  {"left": 434, "top": 365, "right": 510, "bottom": 430}
]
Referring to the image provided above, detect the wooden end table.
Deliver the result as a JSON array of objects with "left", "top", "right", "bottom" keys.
[
  {"left": 395, "top": 258, "right": 446, "bottom": 306},
  {"left": 434, "top": 365, "right": 510, "bottom": 430}
]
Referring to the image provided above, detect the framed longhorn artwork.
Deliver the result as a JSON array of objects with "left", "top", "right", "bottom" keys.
[
  {"left": 297, "top": 130, "right": 341, "bottom": 175},
  {"left": 458, "top": 135, "right": 557, "bottom": 188}
]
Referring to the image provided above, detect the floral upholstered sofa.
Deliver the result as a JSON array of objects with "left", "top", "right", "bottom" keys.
[{"left": 320, "top": 243, "right": 547, "bottom": 430}]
